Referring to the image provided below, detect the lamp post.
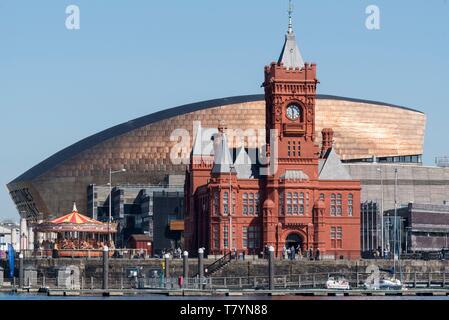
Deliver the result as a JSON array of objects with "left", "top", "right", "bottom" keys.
[
  {"left": 108, "top": 168, "right": 126, "bottom": 242},
  {"left": 394, "top": 168, "right": 399, "bottom": 266},
  {"left": 229, "top": 164, "right": 234, "bottom": 254},
  {"left": 377, "top": 168, "right": 384, "bottom": 256}
]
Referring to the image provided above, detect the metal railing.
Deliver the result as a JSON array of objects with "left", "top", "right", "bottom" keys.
[
  {"left": 2, "top": 271, "right": 449, "bottom": 291},
  {"left": 202, "top": 251, "right": 232, "bottom": 277}
]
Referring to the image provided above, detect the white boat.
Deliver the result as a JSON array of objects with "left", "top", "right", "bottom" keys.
[
  {"left": 379, "top": 278, "right": 405, "bottom": 290},
  {"left": 364, "top": 277, "right": 406, "bottom": 290},
  {"left": 326, "top": 276, "right": 351, "bottom": 290}
]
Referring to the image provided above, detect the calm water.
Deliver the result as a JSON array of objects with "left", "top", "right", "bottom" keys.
[{"left": 1, "top": 293, "right": 449, "bottom": 301}]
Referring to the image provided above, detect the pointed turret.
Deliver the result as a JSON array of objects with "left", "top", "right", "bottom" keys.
[
  {"left": 212, "top": 122, "right": 236, "bottom": 174},
  {"left": 234, "top": 146, "right": 253, "bottom": 179},
  {"left": 278, "top": 0, "right": 305, "bottom": 69}
]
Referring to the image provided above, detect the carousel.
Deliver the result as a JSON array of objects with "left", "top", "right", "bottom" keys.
[{"left": 35, "top": 203, "right": 117, "bottom": 258}]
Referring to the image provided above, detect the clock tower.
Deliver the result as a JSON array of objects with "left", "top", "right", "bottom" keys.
[{"left": 263, "top": 2, "right": 320, "bottom": 180}]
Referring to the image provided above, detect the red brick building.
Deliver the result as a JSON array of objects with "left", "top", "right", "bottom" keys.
[{"left": 184, "top": 14, "right": 361, "bottom": 259}]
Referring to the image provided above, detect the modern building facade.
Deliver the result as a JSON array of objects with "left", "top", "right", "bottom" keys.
[
  {"left": 86, "top": 178, "right": 184, "bottom": 251},
  {"left": 386, "top": 203, "right": 449, "bottom": 254},
  {"left": 0, "top": 222, "right": 20, "bottom": 252}
]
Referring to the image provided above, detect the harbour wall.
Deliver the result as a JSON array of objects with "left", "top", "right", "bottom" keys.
[{"left": 12, "top": 258, "right": 449, "bottom": 280}]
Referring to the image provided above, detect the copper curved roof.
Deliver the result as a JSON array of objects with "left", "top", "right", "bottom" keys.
[{"left": 10, "top": 94, "right": 423, "bottom": 184}]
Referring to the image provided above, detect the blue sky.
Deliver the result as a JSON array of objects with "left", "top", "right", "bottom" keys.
[{"left": 0, "top": 0, "right": 448, "bottom": 221}]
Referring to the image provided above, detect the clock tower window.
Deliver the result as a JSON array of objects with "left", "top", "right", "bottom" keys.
[{"left": 287, "top": 141, "right": 301, "bottom": 158}]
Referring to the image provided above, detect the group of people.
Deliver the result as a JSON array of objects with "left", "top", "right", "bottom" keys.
[
  {"left": 282, "top": 245, "right": 321, "bottom": 261},
  {"left": 38, "top": 238, "right": 115, "bottom": 251},
  {"left": 161, "top": 247, "right": 183, "bottom": 259}
]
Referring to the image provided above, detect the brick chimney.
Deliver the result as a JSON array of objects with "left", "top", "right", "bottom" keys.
[{"left": 320, "top": 128, "right": 334, "bottom": 158}]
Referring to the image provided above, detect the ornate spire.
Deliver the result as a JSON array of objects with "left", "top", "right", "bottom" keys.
[
  {"left": 288, "top": 0, "right": 294, "bottom": 34},
  {"left": 278, "top": 0, "right": 305, "bottom": 69},
  {"left": 72, "top": 202, "right": 78, "bottom": 212}
]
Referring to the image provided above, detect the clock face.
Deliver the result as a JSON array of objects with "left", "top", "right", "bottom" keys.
[{"left": 286, "top": 104, "right": 301, "bottom": 121}]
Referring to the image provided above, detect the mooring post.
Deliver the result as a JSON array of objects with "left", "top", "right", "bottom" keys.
[
  {"left": 183, "top": 251, "right": 189, "bottom": 288},
  {"left": 164, "top": 253, "right": 170, "bottom": 288},
  {"left": 428, "top": 271, "right": 431, "bottom": 288},
  {"left": 198, "top": 248, "right": 204, "bottom": 289},
  {"left": 102, "top": 245, "right": 109, "bottom": 290},
  {"left": 19, "top": 253, "right": 24, "bottom": 289},
  {"left": 414, "top": 272, "right": 417, "bottom": 288},
  {"left": 268, "top": 246, "right": 275, "bottom": 291}
]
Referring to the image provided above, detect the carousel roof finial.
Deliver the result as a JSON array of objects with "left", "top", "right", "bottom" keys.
[{"left": 72, "top": 202, "right": 78, "bottom": 212}]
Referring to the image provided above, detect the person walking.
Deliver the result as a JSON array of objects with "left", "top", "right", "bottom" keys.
[
  {"left": 290, "top": 245, "right": 296, "bottom": 260},
  {"left": 296, "top": 245, "right": 302, "bottom": 260},
  {"left": 315, "top": 248, "right": 321, "bottom": 261},
  {"left": 309, "top": 247, "right": 313, "bottom": 261}
]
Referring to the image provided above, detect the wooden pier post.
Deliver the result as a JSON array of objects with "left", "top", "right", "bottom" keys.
[
  {"left": 198, "top": 248, "right": 204, "bottom": 290},
  {"left": 102, "top": 246, "right": 109, "bottom": 290},
  {"left": 268, "top": 246, "right": 275, "bottom": 291},
  {"left": 414, "top": 272, "right": 417, "bottom": 288},
  {"left": 183, "top": 251, "right": 189, "bottom": 288},
  {"left": 428, "top": 271, "right": 431, "bottom": 288},
  {"left": 19, "top": 253, "right": 24, "bottom": 289}
]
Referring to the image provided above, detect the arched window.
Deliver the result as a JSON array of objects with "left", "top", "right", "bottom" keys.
[
  {"left": 242, "top": 193, "right": 248, "bottom": 216},
  {"left": 293, "top": 193, "right": 299, "bottom": 214},
  {"left": 223, "top": 192, "right": 229, "bottom": 215},
  {"left": 213, "top": 192, "right": 219, "bottom": 216},
  {"left": 255, "top": 193, "right": 260, "bottom": 215},
  {"left": 299, "top": 193, "right": 305, "bottom": 215},
  {"left": 336, "top": 194, "right": 342, "bottom": 216},
  {"left": 306, "top": 192, "right": 309, "bottom": 215},
  {"left": 249, "top": 193, "right": 255, "bottom": 215},
  {"left": 331, "top": 194, "right": 336, "bottom": 216},
  {"left": 348, "top": 194, "right": 354, "bottom": 216},
  {"left": 213, "top": 225, "right": 219, "bottom": 249},
  {"left": 279, "top": 191, "right": 285, "bottom": 216},
  {"left": 287, "top": 193, "right": 293, "bottom": 215}
]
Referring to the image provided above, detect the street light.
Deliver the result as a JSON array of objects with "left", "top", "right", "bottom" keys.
[
  {"left": 108, "top": 168, "right": 126, "bottom": 242},
  {"left": 393, "top": 168, "right": 399, "bottom": 267},
  {"left": 376, "top": 167, "right": 384, "bottom": 256},
  {"left": 229, "top": 164, "right": 234, "bottom": 255}
]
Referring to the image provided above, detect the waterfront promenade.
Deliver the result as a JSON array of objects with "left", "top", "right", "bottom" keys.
[{"left": 2, "top": 253, "right": 449, "bottom": 298}]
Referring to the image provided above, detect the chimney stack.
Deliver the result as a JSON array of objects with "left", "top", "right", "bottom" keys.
[{"left": 321, "top": 128, "right": 334, "bottom": 158}]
